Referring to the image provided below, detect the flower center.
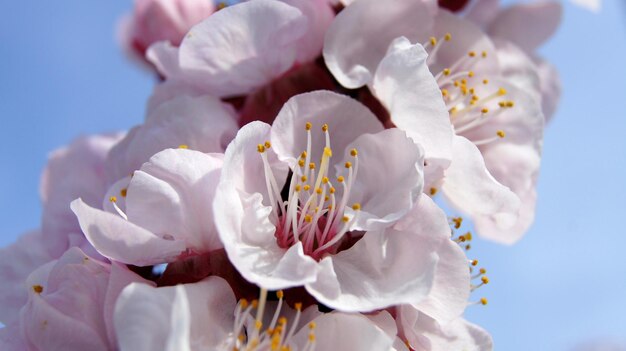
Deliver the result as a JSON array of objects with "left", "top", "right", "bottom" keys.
[
  {"left": 424, "top": 33, "right": 515, "bottom": 146},
  {"left": 257, "top": 123, "right": 361, "bottom": 260},
  {"left": 231, "top": 289, "right": 317, "bottom": 351}
]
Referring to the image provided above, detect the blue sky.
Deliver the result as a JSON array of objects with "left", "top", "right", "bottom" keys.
[{"left": 0, "top": 1, "right": 624, "bottom": 350}]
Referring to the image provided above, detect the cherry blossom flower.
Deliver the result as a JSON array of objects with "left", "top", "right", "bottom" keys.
[
  {"left": 0, "top": 248, "right": 150, "bottom": 350},
  {"left": 118, "top": 0, "right": 216, "bottom": 60},
  {"left": 324, "top": 0, "right": 544, "bottom": 243},
  {"left": 72, "top": 148, "right": 225, "bottom": 266},
  {"left": 114, "top": 276, "right": 396, "bottom": 350},
  {"left": 214, "top": 90, "right": 459, "bottom": 312},
  {"left": 147, "top": 0, "right": 333, "bottom": 102}
]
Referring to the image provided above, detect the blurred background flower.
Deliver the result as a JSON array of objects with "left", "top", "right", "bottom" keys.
[{"left": 0, "top": 1, "right": 624, "bottom": 350}]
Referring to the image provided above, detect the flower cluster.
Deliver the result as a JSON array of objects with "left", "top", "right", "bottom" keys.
[{"left": 1, "top": 0, "right": 563, "bottom": 350}]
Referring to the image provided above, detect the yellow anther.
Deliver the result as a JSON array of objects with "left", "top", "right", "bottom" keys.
[
  {"left": 468, "top": 71, "right": 475, "bottom": 77},
  {"left": 465, "top": 244, "right": 471, "bottom": 250},
  {"left": 342, "top": 216, "right": 350, "bottom": 222},
  {"left": 322, "top": 177, "right": 329, "bottom": 184},
  {"left": 498, "top": 88, "right": 507, "bottom": 96},
  {"left": 217, "top": 2, "right": 227, "bottom": 10},
  {"left": 109, "top": 196, "right": 117, "bottom": 203},
  {"left": 480, "top": 297, "right": 488, "bottom": 305},
  {"left": 257, "top": 144, "right": 266, "bottom": 153},
  {"left": 344, "top": 161, "right": 352, "bottom": 169},
  {"left": 481, "top": 276, "right": 490, "bottom": 284},
  {"left": 465, "top": 232, "right": 473, "bottom": 241},
  {"left": 305, "top": 122, "right": 312, "bottom": 131},
  {"left": 251, "top": 300, "right": 259, "bottom": 309},
  {"left": 471, "top": 259, "right": 479, "bottom": 266},
  {"left": 316, "top": 188, "right": 323, "bottom": 195},
  {"left": 453, "top": 80, "right": 460, "bottom": 87},
  {"left": 298, "top": 159, "right": 305, "bottom": 167},
  {"left": 240, "top": 298, "right": 249, "bottom": 308},
  {"left": 327, "top": 204, "right": 333, "bottom": 210},
  {"left": 277, "top": 290, "right": 284, "bottom": 299},
  {"left": 482, "top": 51, "right": 488, "bottom": 58},
  {"left": 350, "top": 148, "right": 358, "bottom": 157},
  {"left": 322, "top": 124, "right": 329, "bottom": 132},
  {"left": 309, "top": 162, "right": 315, "bottom": 170},
  {"left": 278, "top": 317, "right": 287, "bottom": 325},
  {"left": 443, "top": 68, "right": 451, "bottom": 76},
  {"left": 304, "top": 215, "right": 312, "bottom": 223},
  {"left": 471, "top": 94, "right": 479, "bottom": 101},
  {"left": 264, "top": 141, "right": 272, "bottom": 149},
  {"left": 255, "top": 320, "right": 263, "bottom": 330},
  {"left": 309, "top": 322, "right": 316, "bottom": 330},
  {"left": 481, "top": 108, "right": 489, "bottom": 114},
  {"left": 301, "top": 176, "right": 308, "bottom": 182},
  {"left": 329, "top": 187, "right": 336, "bottom": 194},
  {"left": 452, "top": 217, "right": 463, "bottom": 229},
  {"left": 324, "top": 195, "right": 329, "bottom": 201},
  {"left": 430, "top": 187, "right": 438, "bottom": 196},
  {"left": 483, "top": 79, "right": 489, "bottom": 85},
  {"left": 470, "top": 88, "right": 476, "bottom": 95},
  {"left": 120, "top": 188, "right": 127, "bottom": 197},
  {"left": 430, "top": 37, "right": 437, "bottom": 46},
  {"left": 479, "top": 268, "right": 487, "bottom": 274},
  {"left": 300, "top": 151, "right": 307, "bottom": 159},
  {"left": 303, "top": 185, "right": 311, "bottom": 191},
  {"left": 32, "top": 285, "right": 43, "bottom": 294},
  {"left": 498, "top": 101, "right": 506, "bottom": 108},
  {"left": 449, "top": 107, "right": 457, "bottom": 115},
  {"left": 323, "top": 146, "right": 332, "bottom": 157},
  {"left": 295, "top": 302, "right": 303, "bottom": 311},
  {"left": 308, "top": 333, "right": 316, "bottom": 342},
  {"left": 337, "top": 176, "right": 344, "bottom": 183},
  {"left": 352, "top": 203, "right": 361, "bottom": 211},
  {"left": 441, "top": 89, "right": 449, "bottom": 97},
  {"left": 496, "top": 130, "right": 506, "bottom": 138},
  {"left": 461, "top": 79, "right": 467, "bottom": 85},
  {"left": 178, "top": 144, "right": 189, "bottom": 149},
  {"left": 295, "top": 185, "right": 301, "bottom": 192},
  {"left": 468, "top": 51, "right": 476, "bottom": 57},
  {"left": 444, "top": 33, "right": 452, "bottom": 41},
  {"left": 506, "top": 101, "right": 515, "bottom": 108}
]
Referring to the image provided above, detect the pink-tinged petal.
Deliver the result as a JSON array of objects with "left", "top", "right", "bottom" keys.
[
  {"left": 0, "top": 323, "right": 27, "bottom": 350},
  {"left": 534, "top": 57, "right": 561, "bottom": 122},
  {"left": 464, "top": 0, "right": 500, "bottom": 28},
  {"left": 176, "top": 0, "right": 307, "bottom": 97},
  {"left": 424, "top": 317, "right": 493, "bottom": 351},
  {"left": 41, "top": 134, "right": 123, "bottom": 257},
  {"left": 494, "top": 39, "right": 541, "bottom": 101},
  {"left": 292, "top": 313, "right": 395, "bottom": 351},
  {"left": 0, "top": 230, "right": 53, "bottom": 324},
  {"left": 126, "top": 149, "right": 224, "bottom": 253},
  {"left": 430, "top": 10, "right": 499, "bottom": 75},
  {"left": 71, "top": 198, "right": 186, "bottom": 266},
  {"left": 475, "top": 143, "right": 541, "bottom": 244},
  {"left": 323, "top": 0, "right": 437, "bottom": 88},
  {"left": 114, "top": 277, "right": 236, "bottom": 350},
  {"left": 306, "top": 222, "right": 439, "bottom": 312},
  {"left": 372, "top": 37, "right": 453, "bottom": 171},
  {"left": 20, "top": 248, "right": 113, "bottom": 351},
  {"left": 487, "top": 2, "right": 562, "bottom": 52},
  {"left": 103, "top": 263, "right": 155, "bottom": 347},
  {"left": 395, "top": 196, "right": 471, "bottom": 323},
  {"left": 271, "top": 90, "right": 383, "bottom": 169},
  {"left": 441, "top": 136, "right": 521, "bottom": 236},
  {"left": 343, "top": 128, "right": 424, "bottom": 231},
  {"left": 282, "top": 0, "right": 335, "bottom": 63},
  {"left": 146, "top": 41, "right": 181, "bottom": 78},
  {"left": 105, "top": 95, "right": 237, "bottom": 183}
]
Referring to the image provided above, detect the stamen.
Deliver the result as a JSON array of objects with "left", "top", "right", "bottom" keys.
[{"left": 109, "top": 196, "right": 128, "bottom": 220}]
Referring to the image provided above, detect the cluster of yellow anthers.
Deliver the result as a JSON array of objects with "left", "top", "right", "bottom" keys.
[
  {"left": 257, "top": 122, "right": 361, "bottom": 258},
  {"left": 232, "top": 289, "right": 316, "bottom": 351},
  {"left": 449, "top": 216, "right": 490, "bottom": 306},
  {"left": 425, "top": 33, "right": 515, "bottom": 145}
]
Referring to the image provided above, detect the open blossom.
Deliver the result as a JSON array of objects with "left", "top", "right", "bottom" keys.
[
  {"left": 72, "top": 148, "right": 224, "bottom": 266},
  {"left": 147, "top": 0, "right": 334, "bottom": 105},
  {"left": 0, "top": 248, "right": 150, "bottom": 351},
  {"left": 324, "top": 0, "right": 544, "bottom": 243},
  {"left": 214, "top": 90, "right": 462, "bottom": 312},
  {"left": 114, "top": 276, "right": 396, "bottom": 351}
]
